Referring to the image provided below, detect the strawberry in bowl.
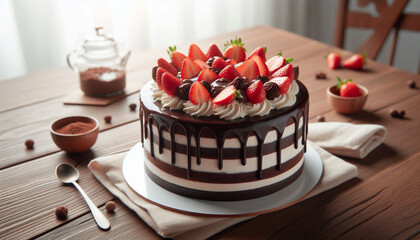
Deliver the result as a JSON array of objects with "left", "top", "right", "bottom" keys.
[{"left": 326, "top": 77, "right": 368, "bottom": 114}]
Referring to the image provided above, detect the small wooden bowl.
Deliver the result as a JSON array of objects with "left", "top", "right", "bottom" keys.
[
  {"left": 327, "top": 85, "right": 368, "bottom": 114},
  {"left": 50, "top": 116, "right": 99, "bottom": 153}
]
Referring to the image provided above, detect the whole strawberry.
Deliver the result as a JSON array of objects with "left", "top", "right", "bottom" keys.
[
  {"left": 326, "top": 52, "right": 341, "bottom": 69},
  {"left": 336, "top": 76, "right": 361, "bottom": 97},
  {"left": 343, "top": 53, "right": 365, "bottom": 70},
  {"left": 224, "top": 37, "right": 246, "bottom": 63}
]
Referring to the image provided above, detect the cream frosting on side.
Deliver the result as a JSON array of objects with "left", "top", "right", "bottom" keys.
[{"left": 150, "top": 79, "right": 300, "bottom": 119}]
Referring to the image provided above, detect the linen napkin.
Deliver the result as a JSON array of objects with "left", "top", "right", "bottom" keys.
[
  {"left": 88, "top": 123, "right": 385, "bottom": 239},
  {"left": 308, "top": 122, "right": 387, "bottom": 159}
]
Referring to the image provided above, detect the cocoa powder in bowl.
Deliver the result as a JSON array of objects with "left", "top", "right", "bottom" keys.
[
  {"left": 56, "top": 121, "right": 95, "bottom": 134},
  {"left": 50, "top": 116, "right": 99, "bottom": 153}
]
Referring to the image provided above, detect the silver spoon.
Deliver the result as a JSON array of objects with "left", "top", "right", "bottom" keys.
[{"left": 56, "top": 163, "right": 110, "bottom": 230}]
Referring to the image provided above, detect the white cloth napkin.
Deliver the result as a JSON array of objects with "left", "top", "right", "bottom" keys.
[
  {"left": 88, "top": 122, "right": 386, "bottom": 239},
  {"left": 308, "top": 122, "right": 387, "bottom": 159}
]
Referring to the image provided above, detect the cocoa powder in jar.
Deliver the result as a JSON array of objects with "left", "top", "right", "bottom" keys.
[{"left": 79, "top": 67, "right": 126, "bottom": 96}]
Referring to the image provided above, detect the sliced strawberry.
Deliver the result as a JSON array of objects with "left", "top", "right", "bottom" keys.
[
  {"left": 188, "top": 44, "right": 207, "bottom": 62},
  {"left": 212, "top": 57, "right": 229, "bottom": 70},
  {"left": 343, "top": 53, "right": 365, "bottom": 70},
  {"left": 157, "top": 58, "right": 178, "bottom": 76},
  {"left": 250, "top": 55, "right": 269, "bottom": 77},
  {"left": 194, "top": 59, "right": 210, "bottom": 70},
  {"left": 266, "top": 52, "right": 294, "bottom": 76},
  {"left": 227, "top": 58, "right": 238, "bottom": 66},
  {"left": 246, "top": 80, "right": 266, "bottom": 104},
  {"left": 171, "top": 52, "right": 187, "bottom": 69},
  {"left": 213, "top": 85, "right": 238, "bottom": 105},
  {"left": 269, "top": 77, "right": 292, "bottom": 94},
  {"left": 161, "top": 72, "right": 181, "bottom": 96},
  {"left": 271, "top": 63, "right": 295, "bottom": 80},
  {"left": 197, "top": 69, "right": 218, "bottom": 83},
  {"left": 224, "top": 37, "right": 246, "bottom": 63},
  {"left": 155, "top": 67, "right": 167, "bottom": 89},
  {"left": 181, "top": 58, "right": 202, "bottom": 80},
  {"left": 218, "top": 65, "right": 241, "bottom": 81},
  {"left": 205, "top": 43, "right": 223, "bottom": 59},
  {"left": 237, "top": 59, "right": 259, "bottom": 80},
  {"left": 189, "top": 81, "right": 210, "bottom": 104},
  {"left": 248, "top": 47, "right": 267, "bottom": 62}
]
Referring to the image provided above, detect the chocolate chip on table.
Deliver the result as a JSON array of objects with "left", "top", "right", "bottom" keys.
[
  {"left": 105, "top": 201, "right": 116, "bottom": 213},
  {"left": 399, "top": 110, "right": 405, "bottom": 118},
  {"left": 389, "top": 109, "right": 405, "bottom": 119},
  {"left": 408, "top": 80, "right": 416, "bottom": 89},
  {"left": 104, "top": 115, "right": 112, "bottom": 123},
  {"left": 55, "top": 206, "right": 68, "bottom": 219},
  {"left": 25, "top": 139, "right": 34, "bottom": 149},
  {"left": 316, "top": 115, "right": 325, "bottom": 122},
  {"left": 129, "top": 103, "right": 137, "bottom": 111},
  {"left": 315, "top": 72, "right": 327, "bottom": 79}
]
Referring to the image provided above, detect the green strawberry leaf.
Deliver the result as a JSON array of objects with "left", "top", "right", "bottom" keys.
[
  {"left": 361, "top": 52, "right": 366, "bottom": 65},
  {"left": 336, "top": 76, "right": 353, "bottom": 90},
  {"left": 224, "top": 37, "right": 246, "bottom": 51},
  {"left": 277, "top": 51, "right": 283, "bottom": 57},
  {"left": 285, "top": 58, "right": 294, "bottom": 64},
  {"left": 167, "top": 46, "right": 177, "bottom": 60},
  {"left": 263, "top": 47, "right": 267, "bottom": 54},
  {"left": 233, "top": 89, "right": 243, "bottom": 100}
]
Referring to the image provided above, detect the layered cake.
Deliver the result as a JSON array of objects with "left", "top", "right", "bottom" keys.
[{"left": 139, "top": 38, "right": 309, "bottom": 201}]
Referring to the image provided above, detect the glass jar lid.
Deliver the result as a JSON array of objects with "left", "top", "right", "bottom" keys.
[{"left": 81, "top": 27, "right": 119, "bottom": 61}]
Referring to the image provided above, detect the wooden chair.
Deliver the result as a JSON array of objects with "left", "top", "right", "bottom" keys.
[{"left": 334, "top": 0, "right": 420, "bottom": 73}]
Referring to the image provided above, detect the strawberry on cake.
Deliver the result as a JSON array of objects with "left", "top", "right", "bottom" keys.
[{"left": 139, "top": 38, "right": 309, "bottom": 201}]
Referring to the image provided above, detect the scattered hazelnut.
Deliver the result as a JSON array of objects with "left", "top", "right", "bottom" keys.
[
  {"left": 105, "top": 201, "right": 116, "bottom": 213},
  {"left": 315, "top": 72, "right": 327, "bottom": 79},
  {"left": 25, "top": 139, "right": 34, "bottom": 149},
  {"left": 408, "top": 80, "right": 416, "bottom": 89},
  {"left": 316, "top": 115, "right": 325, "bottom": 122},
  {"left": 104, "top": 115, "right": 112, "bottom": 123},
  {"left": 129, "top": 103, "right": 137, "bottom": 111},
  {"left": 55, "top": 206, "right": 68, "bottom": 219}
]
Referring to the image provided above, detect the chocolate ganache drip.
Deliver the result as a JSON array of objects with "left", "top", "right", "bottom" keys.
[{"left": 140, "top": 80, "right": 309, "bottom": 180}]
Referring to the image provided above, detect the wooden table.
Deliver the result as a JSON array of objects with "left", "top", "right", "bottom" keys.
[{"left": 1, "top": 26, "right": 419, "bottom": 240}]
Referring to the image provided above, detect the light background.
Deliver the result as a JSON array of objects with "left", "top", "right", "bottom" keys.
[{"left": 0, "top": 0, "right": 419, "bottom": 80}]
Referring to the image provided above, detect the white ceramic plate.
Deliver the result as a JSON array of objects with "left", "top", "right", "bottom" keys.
[{"left": 122, "top": 142, "right": 323, "bottom": 217}]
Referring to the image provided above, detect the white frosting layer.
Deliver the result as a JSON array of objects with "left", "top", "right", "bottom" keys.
[
  {"left": 144, "top": 152, "right": 304, "bottom": 192},
  {"left": 144, "top": 137, "right": 304, "bottom": 174},
  {"left": 150, "top": 80, "right": 300, "bottom": 120}
]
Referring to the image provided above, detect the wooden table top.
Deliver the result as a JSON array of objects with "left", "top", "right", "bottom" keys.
[{"left": 1, "top": 26, "right": 419, "bottom": 240}]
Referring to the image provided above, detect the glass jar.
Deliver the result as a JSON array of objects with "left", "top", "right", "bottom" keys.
[{"left": 67, "top": 27, "right": 131, "bottom": 97}]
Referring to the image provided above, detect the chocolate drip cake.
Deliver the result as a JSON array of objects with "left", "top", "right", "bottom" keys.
[{"left": 139, "top": 39, "right": 309, "bottom": 201}]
